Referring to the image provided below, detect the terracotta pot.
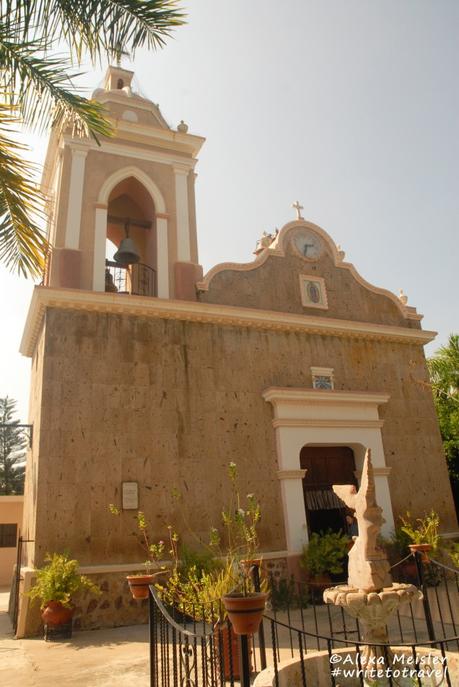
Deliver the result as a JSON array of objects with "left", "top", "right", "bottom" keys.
[
  {"left": 214, "top": 622, "right": 253, "bottom": 679},
  {"left": 400, "top": 559, "right": 418, "bottom": 584},
  {"left": 41, "top": 601, "right": 74, "bottom": 627},
  {"left": 409, "top": 543, "right": 432, "bottom": 563},
  {"left": 222, "top": 592, "right": 268, "bottom": 635},
  {"left": 307, "top": 573, "right": 332, "bottom": 603},
  {"left": 127, "top": 571, "right": 166, "bottom": 599}
]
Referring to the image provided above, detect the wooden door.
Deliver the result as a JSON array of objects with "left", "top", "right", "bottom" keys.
[{"left": 300, "top": 446, "right": 357, "bottom": 535}]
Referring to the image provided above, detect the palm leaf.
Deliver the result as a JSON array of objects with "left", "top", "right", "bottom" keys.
[
  {"left": 0, "top": 26, "right": 113, "bottom": 141},
  {"left": 3, "top": 0, "right": 186, "bottom": 62},
  {"left": 0, "top": 106, "right": 47, "bottom": 277}
]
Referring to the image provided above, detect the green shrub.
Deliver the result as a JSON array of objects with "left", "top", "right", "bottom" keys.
[
  {"left": 178, "top": 544, "right": 220, "bottom": 578},
  {"left": 400, "top": 510, "right": 440, "bottom": 548},
  {"left": 28, "top": 552, "right": 100, "bottom": 609},
  {"left": 301, "top": 531, "right": 350, "bottom": 577},
  {"left": 269, "top": 575, "right": 308, "bottom": 610}
]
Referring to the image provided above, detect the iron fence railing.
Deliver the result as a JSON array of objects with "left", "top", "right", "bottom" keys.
[
  {"left": 148, "top": 555, "right": 459, "bottom": 687},
  {"left": 10, "top": 535, "right": 34, "bottom": 635},
  {"left": 105, "top": 260, "right": 156, "bottom": 297},
  {"left": 0, "top": 423, "right": 33, "bottom": 449},
  {"left": 264, "top": 614, "right": 457, "bottom": 687}
]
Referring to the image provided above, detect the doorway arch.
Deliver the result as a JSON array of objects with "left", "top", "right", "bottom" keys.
[
  {"left": 263, "top": 387, "right": 394, "bottom": 555},
  {"left": 300, "top": 445, "right": 358, "bottom": 536}
]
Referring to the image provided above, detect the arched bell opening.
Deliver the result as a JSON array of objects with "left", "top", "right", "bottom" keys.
[{"left": 104, "top": 176, "right": 157, "bottom": 296}]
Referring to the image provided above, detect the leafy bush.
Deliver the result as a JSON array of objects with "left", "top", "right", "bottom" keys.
[
  {"left": 301, "top": 531, "right": 350, "bottom": 577},
  {"left": 448, "top": 542, "right": 459, "bottom": 569},
  {"left": 28, "top": 553, "right": 100, "bottom": 609},
  {"left": 178, "top": 544, "right": 220, "bottom": 578},
  {"left": 400, "top": 510, "right": 440, "bottom": 548},
  {"left": 379, "top": 527, "right": 412, "bottom": 563},
  {"left": 269, "top": 575, "right": 309, "bottom": 610}
]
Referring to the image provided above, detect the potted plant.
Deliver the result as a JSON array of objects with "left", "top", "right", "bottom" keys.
[
  {"left": 109, "top": 505, "right": 168, "bottom": 599},
  {"left": 400, "top": 510, "right": 440, "bottom": 563},
  {"left": 28, "top": 552, "right": 100, "bottom": 638},
  {"left": 300, "top": 530, "right": 350, "bottom": 601},
  {"left": 155, "top": 461, "right": 268, "bottom": 678},
  {"left": 158, "top": 557, "right": 250, "bottom": 678},
  {"left": 214, "top": 463, "right": 268, "bottom": 635},
  {"left": 380, "top": 527, "right": 417, "bottom": 583},
  {"left": 160, "top": 462, "right": 268, "bottom": 633}
]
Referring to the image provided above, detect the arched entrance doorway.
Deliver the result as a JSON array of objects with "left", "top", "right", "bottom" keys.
[{"left": 300, "top": 445, "right": 358, "bottom": 536}]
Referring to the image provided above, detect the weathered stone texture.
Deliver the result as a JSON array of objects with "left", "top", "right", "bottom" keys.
[
  {"left": 27, "top": 305, "right": 456, "bottom": 572},
  {"left": 199, "top": 244, "right": 420, "bottom": 329},
  {"left": 73, "top": 573, "right": 149, "bottom": 631}
]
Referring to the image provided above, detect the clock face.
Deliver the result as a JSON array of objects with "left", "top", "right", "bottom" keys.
[{"left": 293, "top": 230, "right": 324, "bottom": 260}]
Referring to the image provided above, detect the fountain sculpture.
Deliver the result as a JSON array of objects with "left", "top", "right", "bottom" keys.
[{"left": 324, "top": 449, "right": 423, "bottom": 680}]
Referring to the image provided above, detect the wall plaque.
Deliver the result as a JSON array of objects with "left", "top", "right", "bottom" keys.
[{"left": 122, "top": 481, "right": 139, "bottom": 510}]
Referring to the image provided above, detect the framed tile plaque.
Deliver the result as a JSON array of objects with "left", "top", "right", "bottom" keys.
[
  {"left": 299, "top": 275, "right": 328, "bottom": 310},
  {"left": 122, "top": 481, "right": 139, "bottom": 510}
]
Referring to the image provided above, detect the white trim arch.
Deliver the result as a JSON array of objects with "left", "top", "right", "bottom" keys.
[
  {"left": 97, "top": 165, "right": 166, "bottom": 213},
  {"left": 93, "top": 166, "right": 169, "bottom": 296},
  {"left": 263, "top": 387, "right": 394, "bottom": 554}
]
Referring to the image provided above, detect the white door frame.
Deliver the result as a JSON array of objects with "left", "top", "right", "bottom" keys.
[{"left": 263, "top": 388, "right": 394, "bottom": 555}]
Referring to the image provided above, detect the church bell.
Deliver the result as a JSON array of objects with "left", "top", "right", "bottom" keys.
[{"left": 113, "top": 237, "right": 140, "bottom": 265}]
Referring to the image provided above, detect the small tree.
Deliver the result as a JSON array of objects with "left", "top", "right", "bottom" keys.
[
  {"left": 0, "top": 397, "right": 26, "bottom": 495},
  {"left": 428, "top": 334, "right": 459, "bottom": 514}
]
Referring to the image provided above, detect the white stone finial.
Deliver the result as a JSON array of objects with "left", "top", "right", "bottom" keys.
[
  {"left": 177, "top": 120, "right": 189, "bottom": 133},
  {"left": 398, "top": 289, "right": 408, "bottom": 305},
  {"left": 292, "top": 200, "right": 304, "bottom": 220},
  {"left": 336, "top": 244, "right": 345, "bottom": 262},
  {"left": 253, "top": 231, "right": 275, "bottom": 255}
]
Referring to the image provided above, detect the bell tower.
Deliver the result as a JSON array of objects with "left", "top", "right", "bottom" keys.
[{"left": 41, "top": 65, "right": 205, "bottom": 300}]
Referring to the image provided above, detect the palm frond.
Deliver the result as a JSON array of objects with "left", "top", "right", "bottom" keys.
[
  {"left": 4, "top": 0, "right": 186, "bottom": 62},
  {"left": 0, "top": 106, "right": 47, "bottom": 277},
  {"left": 0, "top": 29, "right": 113, "bottom": 141}
]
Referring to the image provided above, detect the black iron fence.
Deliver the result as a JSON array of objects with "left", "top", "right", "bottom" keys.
[
  {"left": 105, "top": 259, "right": 157, "bottom": 297},
  {"left": 10, "top": 535, "right": 34, "bottom": 635},
  {"left": 149, "top": 586, "right": 247, "bottom": 687},
  {"left": 148, "top": 554, "right": 459, "bottom": 687},
  {"left": 264, "top": 615, "right": 457, "bottom": 687}
]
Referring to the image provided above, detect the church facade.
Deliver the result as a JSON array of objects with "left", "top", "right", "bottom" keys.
[{"left": 17, "top": 66, "right": 456, "bottom": 634}]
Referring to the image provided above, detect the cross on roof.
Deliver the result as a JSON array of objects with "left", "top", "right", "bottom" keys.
[{"left": 292, "top": 200, "right": 304, "bottom": 220}]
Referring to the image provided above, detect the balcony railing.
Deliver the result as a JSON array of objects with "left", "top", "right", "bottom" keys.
[{"left": 105, "top": 260, "right": 157, "bottom": 297}]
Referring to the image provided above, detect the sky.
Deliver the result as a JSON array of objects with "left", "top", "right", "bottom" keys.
[{"left": 1, "top": 0, "right": 458, "bottom": 422}]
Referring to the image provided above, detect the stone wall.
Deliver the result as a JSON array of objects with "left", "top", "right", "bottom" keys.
[
  {"left": 22, "top": 559, "right": 289, "bottom": 637},
  {"left": 26, "top": 305, "right": 456, "bottom": 574},
  {"left": 74, "top": 572, "right": 149, "bottom": 631},
  {"left": 20, "top": 570, "right": 149, "bottom": 637},
  {"left": 199, "top": 239, "right": 418, "bottom": 329}
]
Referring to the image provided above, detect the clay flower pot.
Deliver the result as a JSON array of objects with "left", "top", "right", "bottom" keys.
[
  {"left": 214, "top": 621, "right": 253, "bottom": 678},
  {"left": 308, "top": 573, "right": 332, "bottom": 603},
  {"left": 41, "top": 601, "right": 74, "bottom": 627},
  {"left": 409, "top": 543, "right": 432, "bottom": 563},
  {"left": 222, "top": 592, "right": 268, "bottom": 635},
  {"left": 127, "top": 570, "right": 168, "bottom": 599}
]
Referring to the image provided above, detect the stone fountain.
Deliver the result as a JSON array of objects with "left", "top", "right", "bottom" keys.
[{"left": 324, "top": 449, "right": 423, "bottom": 683}]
